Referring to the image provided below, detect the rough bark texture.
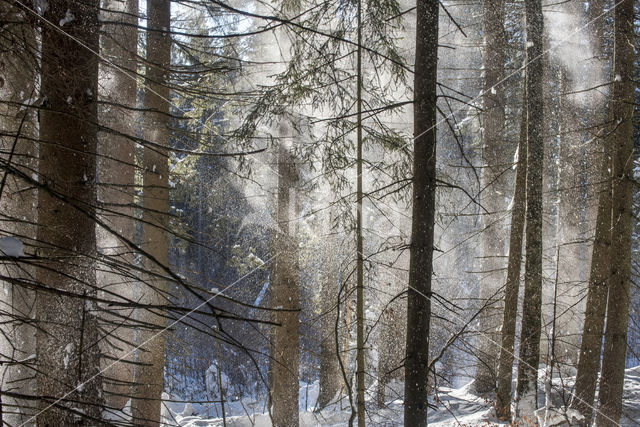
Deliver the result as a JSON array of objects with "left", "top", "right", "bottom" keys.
[
  {"left": 271, "top": 144, "right": 300, "bottom": 427},
  {"left": 0, "top": 3, "right": 38, "bottom": 423},
  {"left": 474, "top": 0, "right": 507, "bottom": 394},
  {"left": 495, "top": 90, "right": 528, "bottom": 421},
  {"left": 131, "top": 0, "right": 171, "bottom": 424},
  {"left": 515, "top": 0, "right": 544, "bottom": 413},
  {"left": 404, "top": 1, "right": 438, "bottom": 425},
  {"left": 569, "top": 0, "right": 609, "bottom": 421},
  {"left": 35, "top": 0, "right": 103, "bottom": 423},
  {"left": 595, "top": 1, "right": 635, "bottom": 425},
  {"left": 98, "top": 0, "right": 138, "bottom": 410}
]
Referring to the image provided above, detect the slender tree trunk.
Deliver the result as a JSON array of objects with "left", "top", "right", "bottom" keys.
[
  {"left": 474, "top": 0, "right": 507, "bottom": 394},
  {"left": 595, "top": 1, "right": 635, "bottom": 425},
  {"left": 570, "top": 0, "right": 609, "bottom": 420},
  {"left": 355, "top": 1, "right": 365, "bottom": 425},
  {"left": 515, "top": 0, "right": 544, "bottom": 413},
  {"left": 404, "top": 1, "right": 438, "bottom": 425},
  {"left": 0, "top": 3, "right": 38, "bottom": 423},
  {"left": 35, "top": 0, "right": 102, "bottom": 423},
  {"left": 131, "top": 0, "right": 171, "bottom": 424},
  {"left": 271, "top": 143, "right": 300, "bottom": 427},
  {"left": 495, "top": 88, "right": 528, "bottom": 421},
  {"left": 98, "top": 0, "right": 138, "bottom": 410}
]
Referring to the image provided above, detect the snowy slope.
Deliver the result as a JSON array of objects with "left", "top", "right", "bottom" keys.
[{"left": 158, "top": 367, "right": 640, "bottom": 426}]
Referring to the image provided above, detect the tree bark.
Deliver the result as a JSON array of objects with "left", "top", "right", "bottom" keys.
[
  {"left": 131, "top": 0, "right": 171, "bottom": 424},
  {"left": 35, "top": 0, "right": 102, "bottom": 423},
  {"left": 495, "top": 88, "right": 528, "bottom": 421},
  {"left": 98, "top": 0, "right": 138, "bottom": 410},
  {"left": 474, "top": 0, "right": 507, "bottom": 394},
  {"left": 271, "top": 143, "right": 300, "bottom": 427},
  {"left": 595, "top": 1, "right": 635, "bottom": 425},
  {"left": 569, "top": 0, "right": 609, "bottom": 421},
  {"left": 0, "top": 3, "right": 38, "bottom": 424},
  {"left": 355, "top": 1, "right": 365, "bottom": 425},
  {"left": 515, "top": 0, "right": 544, "bottom": 413},
  {"left": 404, "top": 1, "right": 438, "bottom": 425}
]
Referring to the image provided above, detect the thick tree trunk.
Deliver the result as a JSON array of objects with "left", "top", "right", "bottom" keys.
[
  {"left": 0, "top": 3, "right": 38, "bottom": 424},
  {"left": 131, "top": 0, "right": 171, "bottom": 424},
  {"left": 515, "top": 0, "right": 544, "bottom": 414},
  {"left": 595, "top": 1, "right": 635, "bottom": 425},
  {"left": 404, "top": 1, "right": 438, "bottom": 425},
  {"left": 474, "top": 0, "right": 507, "bottom": 394},
  {"left": 495, "top": 89, "right": 528, "bottom": 421},
  {"left": 569, "top": 0, "right": 609, "bottom": 421},
  {"left": 35, "top": 0, "right": 102, "bottom": 423},
  {"left": 271, "top": 144, "right": 300, "bottom": 427},
  {"left": 98, "top": 0, "right": 138, "bottom": 410}
]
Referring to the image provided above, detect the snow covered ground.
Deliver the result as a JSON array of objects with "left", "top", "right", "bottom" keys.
[{"left": 104, "top": 366, "right": 640, "bottom": 426}]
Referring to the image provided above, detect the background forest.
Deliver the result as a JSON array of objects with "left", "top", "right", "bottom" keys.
[{"left": 1, "top": 0, "right": 640, "bottom": 426}]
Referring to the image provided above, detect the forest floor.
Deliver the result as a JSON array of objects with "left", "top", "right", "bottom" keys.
[{"left": 145, "top": 366, "right": 640, "bottom": 426}]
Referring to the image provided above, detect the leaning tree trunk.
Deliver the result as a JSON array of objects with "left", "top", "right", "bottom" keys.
[
  {"left": 35, "top": 0, "right": 103, "bottom": 423},
  {"left": 474, "top": 0, "right": 507, "bottom": 394},
  {"left": 495, "top": 87, "right": 528, "bottom": 421},
  {"left": 570, "top": 0, "right": 610, "bottom": 420},
  {"left": 404, "top": 1, "right": 438, "bottom": 426},
  {"left": 131, "top": 0, "right": 171, "bottom": 424},
  {"left": 98, "top": 0, "right": 138, "bottom": 410},
  {"left": 0, "top": 3, "right": 38, "bottom": 424},
  {"left": 271, "top": 143, "right": 300, "bottom": 427},
  {"left": 595, "top": 1, "right": 635, "bottom": 425},
  {"left": 515, "top": 0, "right": 544, "bottom": 414}
]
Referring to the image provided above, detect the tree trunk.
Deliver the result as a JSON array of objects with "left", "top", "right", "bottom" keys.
[
  {"left": 376, "top": 301, "right": 405, "bottom": 408},
  {"left": 515, "top": 0, "right": 544, "bottom": 413},
  {"left": 98, "top": 0, "right": 138, "bottom": 410},
  {"left": 35, "top": 0, "right": 102, "bottom": 423},
  {"left": 317, "top": 220, "right": 341, "bottom": 410},
  {"left": 495, "top": 88, "right": 528, "bottom": 421},
  {"left": 570, "top": 0, "right": 609, "bottom": 421},
  {"left": 474, "top": 0, "right": 507, "bottom": 394},
  {"left": 271, "top": 141, "right": 300, "bottom": 426},
  {"left": 595, "top": 1, "right": 635, "bottom": 425},
  {"left": 355, "top": 1, "right": 365, "bottom": 426},
  {"left": 0, "top": 3, "right": 38, "bottom": 424},
  {"left": 131, "top": 0, "right": 171, "bottom": 424},
  {"left": 404, "top": 1, "right": 438, "bottom": 425}
]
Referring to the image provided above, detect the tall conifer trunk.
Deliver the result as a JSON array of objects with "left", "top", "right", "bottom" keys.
[
  {"left": 0, "top": 3, "right": 38, "bottom": 423},
  {"left": 131, "top": 0, "right": 171, "bottom": 424},
  {"left": 474, "top": 0, "right": 506, "bottom": 394},
  {"left": 355, "top": 0, "right": 365, "bottom": 425},
  {"left": 404, "top": 1, "right": 438, "bottom": 425},
  {"left": 570, "top": 0, "right": 609, "bottom": 420},
  {"left": 271, "top": 143, "right": 300, "bottom": 426},
  {"left": 98, "top": 0, "right": 138, "bottom": 410},
  {"left": 35, "top": 0, "right": 102, "bottom": 422},
  {"left": 515, "top": 0, "right": 544, "bottom": 413},
  {"left": 495, "top": 87, "right": 528, "bottom": 421},
  {"left": 595, "top": 0, "right": 635, "bottom": 424}
]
